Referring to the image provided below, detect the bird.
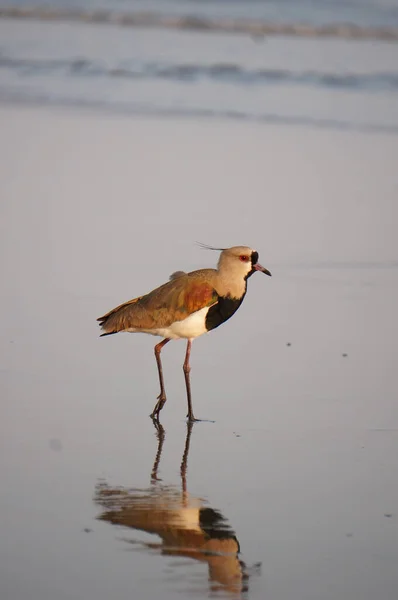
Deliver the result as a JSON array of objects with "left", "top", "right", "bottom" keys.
[{"left": 97, "top": 245, "right": 271, "bottom": 421}]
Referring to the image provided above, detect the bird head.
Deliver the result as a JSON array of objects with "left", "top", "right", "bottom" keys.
[{"left": 217, "top": 246, "right": 272, "bottom": 280}]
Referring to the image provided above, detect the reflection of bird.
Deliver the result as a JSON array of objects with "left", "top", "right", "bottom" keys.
[
  {"left": 95, "top": 421, "right": 249, "bottom": 597},
  {"left": 97, "top": 245, "right": 271, "bottom": 420}
]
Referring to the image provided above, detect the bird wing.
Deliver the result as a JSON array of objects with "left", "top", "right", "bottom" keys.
[{"left": 97, "top": 272, "right": 218, "bottom": 334}]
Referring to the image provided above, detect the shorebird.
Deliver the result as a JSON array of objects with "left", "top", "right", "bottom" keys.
[{"left": 97, "top": 245, "right": 271, "bottom": 421}]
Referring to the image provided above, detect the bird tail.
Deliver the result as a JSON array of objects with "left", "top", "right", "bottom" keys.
[{"left": 97, "top": 296, "right": 143, "bottom": 336}]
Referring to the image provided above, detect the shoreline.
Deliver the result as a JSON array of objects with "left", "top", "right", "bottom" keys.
[{"left": 1, "top": 96, "right": 398, "bottom": 137}]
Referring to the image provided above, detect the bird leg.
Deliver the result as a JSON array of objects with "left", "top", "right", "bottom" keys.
[
  {"left": 183, "top": 339, "right": 197, "bottom": 422},
  {"left": 150, "top": 338, "right": 171, "bottom": 420}
]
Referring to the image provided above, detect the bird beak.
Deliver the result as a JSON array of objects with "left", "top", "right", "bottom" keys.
[{"left": 253, "top": 263, "right": 272, "bottom": 276}]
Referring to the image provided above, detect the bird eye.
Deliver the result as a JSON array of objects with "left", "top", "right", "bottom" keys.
[{"left": 239, "top": 255, "right": 249, "bottom": 262}]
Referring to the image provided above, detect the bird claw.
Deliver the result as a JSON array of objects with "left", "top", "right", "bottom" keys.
[
  {"left": 150, "top": 394, "right": 167, "bottom": 420},
  {"left": 186, "top": 414, "right": 201, "bottom": 423},
  {"left": 186, "top": 415, "right": 215, "bottom": 423}
]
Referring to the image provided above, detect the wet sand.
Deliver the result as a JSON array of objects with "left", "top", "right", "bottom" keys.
[{"left": 1, "top": 104, "right": 397, "bottom": 599}]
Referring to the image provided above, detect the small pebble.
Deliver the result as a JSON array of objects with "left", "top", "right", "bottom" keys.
[
  {"left": 49, "top": 438, "right": 63, "bottom": 452},
  {"left": 384, "top": 513, "right": 393, "bottom": 518},
  {"left": 251, "top": 34, "right": 265, "bottom": 42},
  {"left": 286, "top": 342, "right": 291, "bottom": 347},
  {"left": 342, "top": 353, "right": 348, "bottom": 357}
]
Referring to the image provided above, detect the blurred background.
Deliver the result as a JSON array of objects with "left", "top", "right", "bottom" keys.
[{"left": 1, "top": 0, "right": 398, "bottom": 130}]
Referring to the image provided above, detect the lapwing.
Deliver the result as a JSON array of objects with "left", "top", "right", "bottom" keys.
[{"left": 97, "top": 245, "right": 271, "bottom": 421}]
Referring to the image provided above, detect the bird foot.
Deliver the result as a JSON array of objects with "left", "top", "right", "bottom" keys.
[
  {"left": 150, "top": 394, "right": 167, "bottom": 420},
  {"left": 186, "top": 414, "right": 201, "bottom": 423},
  {"left": 186, "top": 415, "right": 215, "bottom": 423}
]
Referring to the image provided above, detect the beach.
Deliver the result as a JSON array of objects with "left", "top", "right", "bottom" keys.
[{"left": 1, "top": 101, "right": 398, "bottom": 599}]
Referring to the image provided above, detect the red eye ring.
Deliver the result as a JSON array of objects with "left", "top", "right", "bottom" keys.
[{"left": 239, "top": 255, "right": 249, "bottom": 262}]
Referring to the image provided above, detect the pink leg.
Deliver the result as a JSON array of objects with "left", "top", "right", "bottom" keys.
[
  {"left": 183, "top": 339, "right": 197, "bottom": 422},
  {"left": 150, "top": 338, "right": 170, "bottom": 420}
]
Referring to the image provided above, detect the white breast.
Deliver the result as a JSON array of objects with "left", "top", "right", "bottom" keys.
[{"left": 168, "top": 306, "right": 210, "bottom": 339}]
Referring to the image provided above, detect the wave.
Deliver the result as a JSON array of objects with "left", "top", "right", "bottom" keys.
[
  {"left": 1, "top": 87, "right": 397, "bottom": 136},
  {"left": 1, "top": 54, "right": 398, "bottom": 92},
  {"left": 1, "top": 6, "right": 398, "bottom": 42}
]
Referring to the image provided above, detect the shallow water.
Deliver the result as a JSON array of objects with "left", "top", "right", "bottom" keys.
[
  {"left": 1, "top": 107, "right": 398, "bottom": 599},
  {"left": 1, "top": 12, "right": 398, "bottom": 132}
]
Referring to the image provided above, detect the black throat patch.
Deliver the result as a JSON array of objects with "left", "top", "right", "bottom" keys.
[{"left": 205, "top": 291, "right": 246, "bottom": 332}]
